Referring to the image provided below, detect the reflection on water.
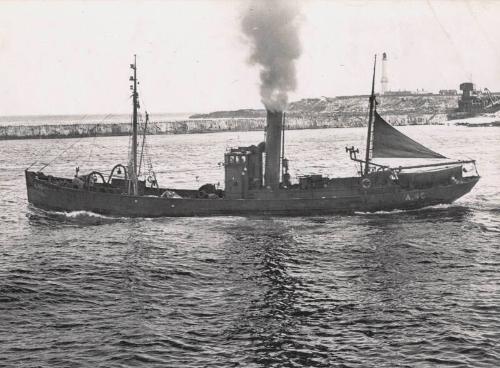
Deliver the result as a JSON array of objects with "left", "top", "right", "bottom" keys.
[{"left": 224, "top": 220, "right": 304, "bottom": 366}]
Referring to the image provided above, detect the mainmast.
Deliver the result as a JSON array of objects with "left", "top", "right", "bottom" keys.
[
  {"left": 364, "top": 54, "right": 377, "bottom": 176},
  {"left": 130, "top": 56, "right": 139, "bottom": 195}
]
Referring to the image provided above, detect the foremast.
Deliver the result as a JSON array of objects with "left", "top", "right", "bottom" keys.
[{"left": 130, "top": 56, "right": 139, "bottom": 195}]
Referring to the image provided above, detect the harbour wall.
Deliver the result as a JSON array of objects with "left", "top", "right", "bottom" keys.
[{"left": 0, "top": 113, "right": 448, "bottom": 141}]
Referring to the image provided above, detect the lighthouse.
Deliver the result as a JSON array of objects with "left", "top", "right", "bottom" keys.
[{"left": 381, "top": 52, "right": 389, "bottom": 94}]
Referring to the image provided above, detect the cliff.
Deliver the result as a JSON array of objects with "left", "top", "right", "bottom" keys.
[{"left": 190, "top": 94, "right": 459, "bottom": 118}]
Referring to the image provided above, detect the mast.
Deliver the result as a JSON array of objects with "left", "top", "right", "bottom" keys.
[
  {"left": 130, "top": 55, "right": 138, "bottom": 195},
  {"left": 364, "top": 54, "right": 377, "bottom": 176},
  {"left": 281, "top": 112, "right": 285, "bottom": 181}
]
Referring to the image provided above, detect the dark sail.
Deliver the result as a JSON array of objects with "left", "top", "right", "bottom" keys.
[{"left": 372, "top": 111, "right": 446, "bottom": 158}]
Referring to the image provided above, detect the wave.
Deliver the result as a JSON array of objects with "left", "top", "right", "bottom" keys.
[
  {"left": 354, "top": 203, "right": 461, "bottom": 216},
  {"left": 27, "top": 206, "right": 127, "bottom": 226}
]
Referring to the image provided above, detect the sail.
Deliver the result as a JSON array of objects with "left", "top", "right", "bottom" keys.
[{"left": 372, "top": 111, "right": 446, "bottom": 158}]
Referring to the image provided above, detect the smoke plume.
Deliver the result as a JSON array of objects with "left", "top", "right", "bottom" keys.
[{"left": 241, "top": 0, "right": 302, "bottom": 112}]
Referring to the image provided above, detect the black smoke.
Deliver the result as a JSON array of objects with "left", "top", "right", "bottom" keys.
[{"left": 241, "top": 0, "right": 302, "bottom": 112}]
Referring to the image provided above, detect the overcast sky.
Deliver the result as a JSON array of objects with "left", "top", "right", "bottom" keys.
[{"left": 1, "top": 0, "right": 499, "bottom": 116}]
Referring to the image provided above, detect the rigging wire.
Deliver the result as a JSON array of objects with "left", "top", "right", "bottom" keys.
[
  {"left": 28, "top": 92, "right": 132, "bottom": 171},
  {"left": 38, "top": 133, "right": 92, "bottom": 172},
  {"left": 137, "top": 95, "right": 159, "bottom": 180},
  {"left": 38, "top": 113, "right": 119, "bottom": 172},
  {"left": 26, "top": 114, "right": 92, "bottom": 170},
  {"left": 425, "top": 0, "right": 468, "bottom": 77},
  {"left": 86, "top": 114, "right": 114, "bottom": 171},
  {"left": 465, "top": 1, "right": 500, "bottom": 61}
]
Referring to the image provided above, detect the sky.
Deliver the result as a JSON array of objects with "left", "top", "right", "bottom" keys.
[{"left": 0, "top": 0, "right": 499, "bottom": 116}]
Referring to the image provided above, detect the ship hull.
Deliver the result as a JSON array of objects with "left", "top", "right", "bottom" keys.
[{"left": 25, "top": 171, "right": 479, "bottom": 217}]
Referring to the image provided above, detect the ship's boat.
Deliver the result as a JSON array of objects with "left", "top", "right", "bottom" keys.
[{"left": 25, "top": 57, "right": 480, "bottom": 217}]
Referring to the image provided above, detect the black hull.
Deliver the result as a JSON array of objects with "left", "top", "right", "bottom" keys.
[{"left": 25, "top": 171, "right": 479, "bottom": 217}]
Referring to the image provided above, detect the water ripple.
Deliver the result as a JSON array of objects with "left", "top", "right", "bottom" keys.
[{"left": 1, "top": 128, "right": 499, "bottom": 367}]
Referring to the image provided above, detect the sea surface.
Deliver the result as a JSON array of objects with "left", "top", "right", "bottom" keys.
[{"left": 0, "top": 125, "right": 499, "bottom": 367}]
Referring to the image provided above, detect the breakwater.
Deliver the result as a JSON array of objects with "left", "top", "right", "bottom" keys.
[{"left": 0, "top": 113, "right": 448, "bottom": 140}]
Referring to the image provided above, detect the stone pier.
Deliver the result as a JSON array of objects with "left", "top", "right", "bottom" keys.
[{"left": 0, "top": 113, "right": 448, "bottom": 141}]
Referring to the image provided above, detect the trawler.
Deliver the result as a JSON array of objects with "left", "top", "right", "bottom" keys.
[{"left": 25, "top": 57, "right": 480, "bottom": 217}]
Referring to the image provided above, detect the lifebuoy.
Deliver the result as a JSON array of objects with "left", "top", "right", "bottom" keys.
[{"left": 361, "top": 178, "right": 371, "bottom": 189}]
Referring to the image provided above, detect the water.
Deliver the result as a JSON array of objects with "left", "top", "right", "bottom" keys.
[{"left": 1, "top": 126, "right": 499, "bottom": 367}]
